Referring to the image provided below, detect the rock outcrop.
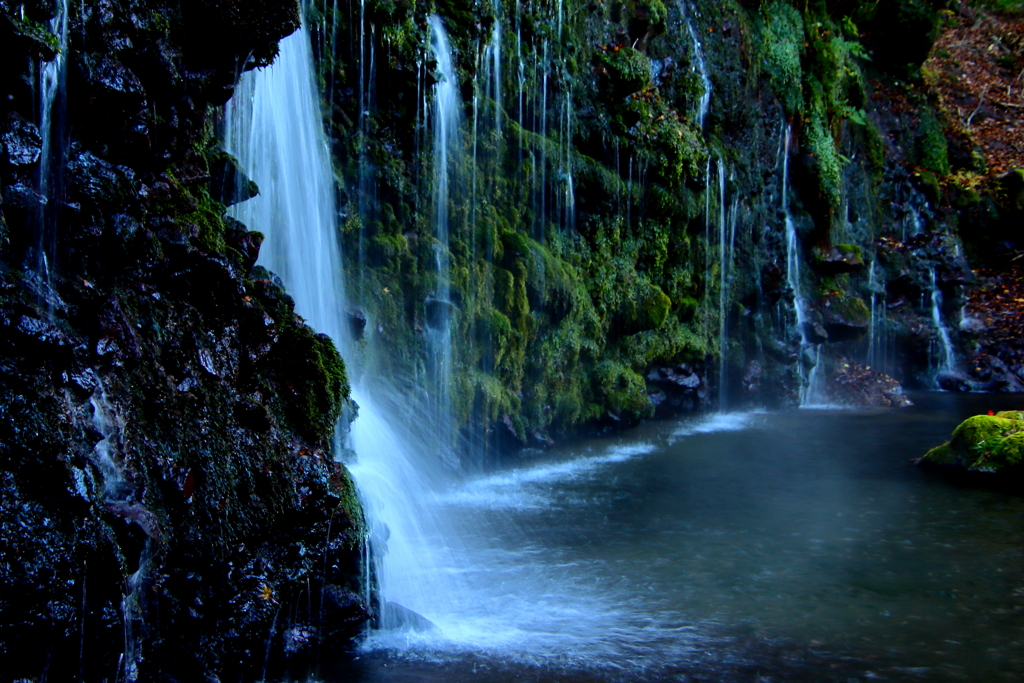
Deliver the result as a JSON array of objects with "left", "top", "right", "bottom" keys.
[
  {"left": 920, "top": 411, "right": 1024, "bottom": 486},
  {"left": 1, "top": 1, "right": 368, "bottom": 680}
]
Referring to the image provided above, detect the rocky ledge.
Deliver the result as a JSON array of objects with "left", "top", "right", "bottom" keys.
[{"left": 1, "top": 1, "right": 368, "bottom": 680}]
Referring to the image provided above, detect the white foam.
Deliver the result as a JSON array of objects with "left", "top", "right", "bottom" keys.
[
  {"left": 437, "top": 442, "right": 655, "bottom": 509},
  {"left": 672, "top": 411, "right": 762, "bottom": 438}
]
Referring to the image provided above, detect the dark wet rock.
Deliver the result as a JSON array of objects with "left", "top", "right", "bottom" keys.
[
  {"left": 963, "top": 353, "right": 1024, "bottom": 392},
  {"left": 425, "top": 296, "right": 456, "bottom": 329},
  {"left": 234, "top": 395, "right": 273, "bottom": 432},
  {"left": 1, "top": 8, "right": 60, "bottom": 60},
  {"left": 741, "top": 360, "right": 762, "bottom": 395},
  {"left": 347, "top": 307, "right": 367, "bottom": 340},
  {"left": 800, "top": 318, "right": 830, "bottom": 345},
  {"left": 1, "top": 0, "right": 368, "bottom": 677},
  {"left": 813, "top": 294, "right": 870, "bottom": 341},
  {"left": 828, "top": 359, "right": 912, "bottom": 408},
  {"left": 209, "top": 149, "right": 259, "bottom": 206},
  {"left": 1, "top": 180, "right": 45, "bottom": 210},
  {"left": 381, "top": 601, "right": 436, "bottom": 632},
  {"left": 320, "top": 584, "right": 372, "bottom": 642},
  {"left": 764, "top": 336, "right": 799, "bottom": 365},
  {"left": 761, "top": 263, "right": 785, "bottom": 305},
  {"left": 224, "top": 217, "right": 263, "bottom": 271},
  {"left": 94, "top": 295, "right": 142, "bottom": 365},
  {"left": 80, "top": 54, "right": 146, "bottom": 102},
  {"left": 646, "top": 362, "right": 709, "bottom": 417},
  {"left": 1, "top": 112, "right": 42, "bottom": 166},
  {"left": 811, "top": 244, "right": 865, "bottom": 274},
  {"left": 12, "top": 314, "right": 77, "bottom": 355},
  {"left": 62, "top": 366, "right": 98, "bottom": 397},
  {"left": 937, "top": 370, "right": 972, "bottom": 393},
  {"left": 104, "top": 500, "right": 161, "bottom": 539},
  {"left": 67, "top": 149, "right": 139, "bottom": 210}
]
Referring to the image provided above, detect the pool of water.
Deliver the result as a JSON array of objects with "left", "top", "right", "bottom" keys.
[{"left": 323, "top": 393, "right": 1024, "bottom": 682}]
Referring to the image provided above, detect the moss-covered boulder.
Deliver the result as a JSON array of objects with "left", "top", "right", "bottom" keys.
[
  {"left": 813, "top": 293, "right": 869, "bottom": 341},
  {"left": 921, "top": 412, "right": 1024, "bottom": 474},
  {"left": 811, "top": 244, "right": 865, "bottom": 274}
]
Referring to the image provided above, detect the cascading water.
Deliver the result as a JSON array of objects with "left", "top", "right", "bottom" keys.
[
  {"left": 86, "top": 379, "right": 151, "bottom": 681},
  {"left": 716, "top": 159, "right": 729, "bottom": 409},
  {"left": 224, "top": 11, "right": 470, "bottom": 638},
  {"left": 35, "top": 0, "right": 70, "bottom": 304},
  {"left": 680, "top": 1, "right": 712, "bottom": 128},
  {"left": 537, "top": 39, "right": 550, "bottom": 237},
  {"left": 866, "top": 260, "right": 886, "bottom": 374},
  {"left": 484, "top": 4, "right": 503, "bottom": 142},
  {"left": 224, "top": 28, "right": 346, "bottom": 345},
  {"left": 356, "top": 0, "right": 377, "bottom": 271},
  {"left": 928, "top": 266, "right": 956, "bottom": 379},
  {"left": 426, "top": 15, "right": 463, "bottom": 455},
  {"left": 560, "top": 81, "right": 576, "bottom": 232},
  {"left": 781, "top": 125, "right": 826, "bottom": 406}
]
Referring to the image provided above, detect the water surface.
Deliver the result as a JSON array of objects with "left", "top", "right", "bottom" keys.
[{"left": 325, "top": 393, "right": 1024, "bottom": 682}]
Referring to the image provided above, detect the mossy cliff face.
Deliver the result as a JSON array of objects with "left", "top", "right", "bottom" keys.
[
  {"left": 1, "top": 1, "right": 367, "bottom": 680},
  {"left": 306, "top": 0, "right": 1013, "bottom": 447}
]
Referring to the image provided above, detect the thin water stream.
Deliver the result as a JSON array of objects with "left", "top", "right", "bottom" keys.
[{"left": 321, "top": 393, "right": 1024, "bottom": 683}]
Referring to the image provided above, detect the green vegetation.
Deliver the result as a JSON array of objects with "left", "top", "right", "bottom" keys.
[
  {"left": 923, "top": 413, "right": 1024, "bottom": 472},
  {"left": 760, "top": 1, "right": 805, "bottom": 115}
]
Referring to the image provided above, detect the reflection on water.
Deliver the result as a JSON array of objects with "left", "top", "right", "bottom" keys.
[{"left": 324, "top": 393, "right": 1024, "bottom": 682}]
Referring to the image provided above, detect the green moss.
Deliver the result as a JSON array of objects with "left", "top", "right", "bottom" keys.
[
  {"left": 922, "top": 442, "right": 955, "bottom": 465},
  {"left": 865, "top": 118, "right": 886, "bottom": 173},
  {"left": 804, "top": 90, "right": 843, "bottom": 207},
  {"left": 599, "top": 45, "right": 651, "bottom": 97},
  {"left": 950, "top": 415, "right": 1017, "bottom": 454},
  {"left": 638, "top": 284, "right": 671, "bottom": 331},
  {"left": 992, "top": 431, "right": 1024, "bottom": 467},
  {"left": 915, "top": 109, "right": 949, "bottom": 175},
  {"left": 268, "top": 323, "right": 350, "bottom": 445},
  {"left": 916, "top": 170, "right": 941, "bottom": 204},
  {"left": 924, "top": 414, "right": 1024, "bottom": 472},
  {"left": 677, "top": 296, "right": 699, "bottom": 322},
  {"left": 760, "top": 1, "right": 805, "bottom": 114},
  {"left": 593, "top": 361, "right": 653, "bottom": 421},
  {"left": 835, "top": 295, "right": 869, "bottom": 324}
]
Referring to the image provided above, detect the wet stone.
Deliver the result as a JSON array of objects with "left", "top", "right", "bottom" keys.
[{"left": 1, "top": 112, "right": 42, "bottom": 166}]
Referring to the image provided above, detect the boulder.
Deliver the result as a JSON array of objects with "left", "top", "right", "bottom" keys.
[
  {"left": 811, "top": 244, "right": 865, "bottom": 274},
  {"left": 920, "top": 412, "right": 1024, "bottom": 481},
  {"left": 828, "top": 359, "right": 912, "bottom": 408}
]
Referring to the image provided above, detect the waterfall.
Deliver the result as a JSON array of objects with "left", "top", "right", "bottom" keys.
[
  {"left": 357, "top": 0, "right": 376, "bottom": 272},
  {"left": 35, "top": 0, "right": 70, "bottom": 303},
  {"left": 226, "top": 14, "right": 471, "bottom": 636},
  {"left": 781, "top": 125, "right": 825, "bottom": 406},
  {"left": 88, "top": 382, "right": 129, "bottom": 499},
  {"left": 680, "top": 1, "right": 712, "bottom": 128},
  {"left": 867, "top": 260, "right": 881, "bottom": 370},
  {"left": 427, "top": 15, "right": 463, "bottom": 456},
  {"left": 717, "top": 159, "right": 729, "bottom": 410},
  {"left": 928, "top": 266, "right": 956, "bottom": 379},
  {"left": 561, "top": 84, "right": 576, "bottom": 231},
  {"left": 225, "top": 27, "right": 346, "bottom": 345},
  {"left": 538, "top": 39, "right": 550, "bottom": 237},
  {"left": 484, "top": 8, "right": 503, "bottom": 141}
]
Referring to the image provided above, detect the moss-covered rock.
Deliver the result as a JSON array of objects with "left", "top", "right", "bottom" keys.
[
  {"left": 921, "top": 413, "right": 1024, "bottom": 474},
  {"left": 811, "top": 244, "right": 865, "bottom": 274},
  {"left": 599, "top": 44, "right": 652, "bottom": 97},
  {"left": 268, "top": 323, "right": 350, "bottom": 446}
]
